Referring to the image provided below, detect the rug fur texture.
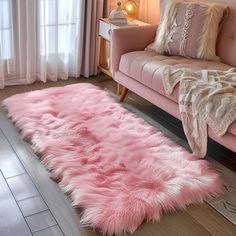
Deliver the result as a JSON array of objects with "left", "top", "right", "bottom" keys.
[{"left": 3, "top": 83, "right": 223, "bottom": 235}]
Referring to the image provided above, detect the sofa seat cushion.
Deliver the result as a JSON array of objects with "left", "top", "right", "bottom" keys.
[
  {"left": 119, "top": 50, "right": 236, "bottom": 136},
  {"left": 119, "top": 51, "right": 233, "bottom": 102}
]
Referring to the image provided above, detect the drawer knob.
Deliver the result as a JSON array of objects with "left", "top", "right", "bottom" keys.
[{"left": 108, "top": 29, "right": 112, "bottom": 35}]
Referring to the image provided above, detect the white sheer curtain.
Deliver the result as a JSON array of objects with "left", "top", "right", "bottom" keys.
[{"left": 0, "top": 0, "right": 103, "bottom": 89}]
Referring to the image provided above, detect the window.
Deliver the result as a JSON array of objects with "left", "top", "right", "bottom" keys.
[
  {"left": 0, "top": 0, "right": 92, "bottom": 86},
  {"left": 0, "top": 0, "right": 12, "bottom": 59},
  {"left": 39, "top": 0, "right": 79, "bottom": 56}
]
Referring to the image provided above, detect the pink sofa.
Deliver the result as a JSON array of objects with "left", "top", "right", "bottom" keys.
[{"left": 111, "top": 0, "right": 236, "bottom": 154}]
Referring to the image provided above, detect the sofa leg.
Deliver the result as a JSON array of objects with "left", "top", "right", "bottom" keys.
[
  {"left": 117, "top": 83, "right": 122, "bottom": 95},
  {"left": 120, "top": 87, "right": 128, "bottom": 102}
]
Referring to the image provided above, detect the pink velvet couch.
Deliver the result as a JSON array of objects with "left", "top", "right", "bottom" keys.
[{"left": 111, "top": 0, "right": 236, "bottom": 154}]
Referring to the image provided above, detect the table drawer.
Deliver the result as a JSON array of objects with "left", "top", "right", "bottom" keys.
[{"left": 99, "top": 20, "right": 112, "bottom": 41}]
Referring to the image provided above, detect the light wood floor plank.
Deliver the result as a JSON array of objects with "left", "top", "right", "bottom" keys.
[
  {"left": 133, "top": 211, "right": 213, "bottom": 236},
  {"left": 0, "top": 129, "right": 25, "bottom": 178},
  {"left": 7, "top": 173, "right": 39, "bottom": 201},
  {"left": 18, "top": 195, "right": 48, "bottom": 217},
  {"left": 187, "top": 204, "right": 236, "bottom": 236},
  {"left": 25, "top": 210, "right": 57, "bottom": 233},
  {"left": 0, "top": 172, "right": 32, "bottom": 236}
]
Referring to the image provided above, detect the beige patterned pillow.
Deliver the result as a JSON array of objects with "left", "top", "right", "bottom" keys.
[{"left": 147, "top": 0, "right": 225, "bottom": 61}]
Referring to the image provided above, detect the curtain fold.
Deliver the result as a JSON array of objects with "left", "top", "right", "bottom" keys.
[
  {"left": 0, "top": 0, "right": 103, "bottom": 88},
  {"left": 138, "top": 0, "right": 160, "bottom": 25},
  {"left": 139, "top": 0, "right": 149, "bottom": 23},
  {"left": 80, "top": 0, "right": 104, "bottom": 78}
]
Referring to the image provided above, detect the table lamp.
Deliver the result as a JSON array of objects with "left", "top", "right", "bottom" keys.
[{"left": 124, "top": 0, "right": 138, "bottom": 19}]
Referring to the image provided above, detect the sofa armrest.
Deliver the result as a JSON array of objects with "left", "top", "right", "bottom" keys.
[{"left": 111, "top": 25, "right": 157, "bottom": 75}]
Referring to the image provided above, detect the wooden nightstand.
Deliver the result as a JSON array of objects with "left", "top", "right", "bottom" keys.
[{"left": 98, "top": 18, "right": 149, "bottom": 79}]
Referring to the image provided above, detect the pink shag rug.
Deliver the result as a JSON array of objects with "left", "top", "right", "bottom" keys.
[{"left": 3, "top": 83, "right": 223, "bottom": 235}]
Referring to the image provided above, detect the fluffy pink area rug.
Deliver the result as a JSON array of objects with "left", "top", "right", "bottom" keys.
[{"left": 3, "top": 83, "right": 223, "bottom": 235}]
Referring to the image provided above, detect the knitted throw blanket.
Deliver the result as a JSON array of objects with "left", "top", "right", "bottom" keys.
[{"left": 162, "top": 67, "right": 236, "bottom": 158}]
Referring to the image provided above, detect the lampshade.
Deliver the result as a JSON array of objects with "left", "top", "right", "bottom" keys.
[{"left": 124, "top": 0, "right": 138, "bottom": 18}]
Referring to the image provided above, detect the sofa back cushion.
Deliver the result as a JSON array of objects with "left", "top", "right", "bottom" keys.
[
  {"left": 147, "top": 0, "right": 225, "bottom": 61},
  {"left": 159, "top": 0, "right": 236, "bottom": 67}
]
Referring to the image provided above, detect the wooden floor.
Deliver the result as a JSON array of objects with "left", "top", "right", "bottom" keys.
[{"left": 0, "top": 76, "right": 235, "bottom": 236}]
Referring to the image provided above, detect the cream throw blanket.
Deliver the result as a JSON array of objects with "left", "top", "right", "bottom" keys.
[{"left": 162, "top": 67, "right": 236, "bottom": 158}]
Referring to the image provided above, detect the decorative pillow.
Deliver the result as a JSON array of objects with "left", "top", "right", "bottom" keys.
[{"left": 146, "top": 0, "right": 225, "bottom": 61}]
